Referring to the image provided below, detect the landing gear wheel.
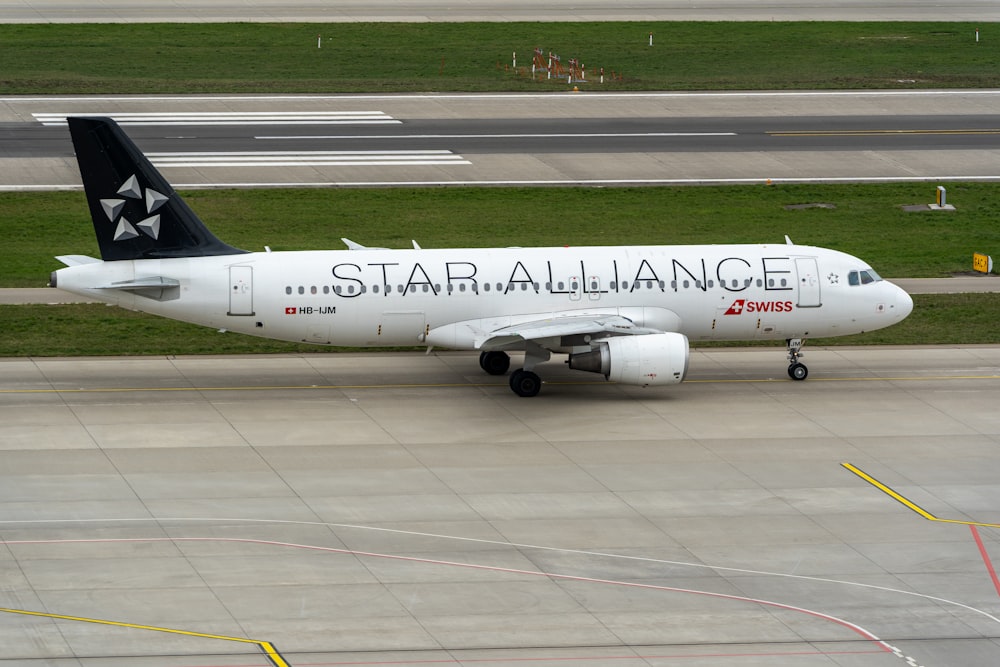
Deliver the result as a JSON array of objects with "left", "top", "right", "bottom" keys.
[
  {"left": 509, "top": 369, "right": 542, "bottom": 397},
  {"left": 479, "top": 351, "right": 511, "bottom": 376},
  {"left": 786, "top": 338, "right": 808, "bottom": 381},
  {"left": 788, "top": 363, "right": 808, "bottom": 381}
]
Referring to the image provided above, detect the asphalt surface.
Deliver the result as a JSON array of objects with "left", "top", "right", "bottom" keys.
[
  {"left": 3, "top": 348, "right": 1000, "bottom": 666},
  {"left": 4, "top": 91, "right": 1000, "bottom": 188},
  {"left": 4, "top": 0, "right": 999, "bottom": 22}
]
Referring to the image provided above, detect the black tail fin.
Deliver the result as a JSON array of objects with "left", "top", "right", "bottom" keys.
[{"left": 68, "top": 117, "right": 247, "bottom": 261}]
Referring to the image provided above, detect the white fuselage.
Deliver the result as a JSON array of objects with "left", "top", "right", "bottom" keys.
[{"left": 54, "top": 243, "right": 913, "bottom": 349}]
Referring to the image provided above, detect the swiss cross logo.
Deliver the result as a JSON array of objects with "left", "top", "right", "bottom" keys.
[
  {"left": 285, "top": 307, "right": 297, "bottom": 315},
  {"left": 724, "top": 300, "right": 746, "bottom": 315},
  {"left": 724, "top": 299, "right": 795, "bottom": 315}
]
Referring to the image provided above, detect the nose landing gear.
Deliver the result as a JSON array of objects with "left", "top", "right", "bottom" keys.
[{"left": 786, "top": 338, "right": 808, "bottom": 381}]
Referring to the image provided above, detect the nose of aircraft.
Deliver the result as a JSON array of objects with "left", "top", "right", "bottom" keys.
[{"left": 892, "top": 282, "right": 914, "bottom": 320}]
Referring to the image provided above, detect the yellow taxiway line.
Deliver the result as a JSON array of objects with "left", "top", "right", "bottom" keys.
[
  {"left": 843, "top": 462, "right": 1000, "bottom": 529},
  {"left": 0, "top": 607, "right": 289, "bottom": 667}
]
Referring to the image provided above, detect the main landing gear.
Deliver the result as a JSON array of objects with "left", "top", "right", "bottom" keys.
[
  {"left": 479, "top": 345, "right": 550, "bottom": 397},
  {"left": 786, "top": 338, "right": 808, "bottom": 381}
]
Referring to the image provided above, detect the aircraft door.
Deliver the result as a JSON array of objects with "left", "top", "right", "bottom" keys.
[
  {"left": 795, "top": 258, "right": 821, "bottom": 307},
  {"left": 568, "top": 276, "right": 581, "bottom": 301},
  {"left": 378, "top": 311, "right": 426, "bottom": 344},
  {"left": 228, "top": 265, "right": 254, "bottom": 316},
  {"left": 588, "top": 275, "right": 601, "bottom": 301}
]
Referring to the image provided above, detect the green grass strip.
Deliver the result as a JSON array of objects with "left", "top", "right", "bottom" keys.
[
  {"left": 1, "top": 22, "right": 997, "bottom": 93},
  {"left": 5, "top": 184, "right": 1000, "bottom": 288}
]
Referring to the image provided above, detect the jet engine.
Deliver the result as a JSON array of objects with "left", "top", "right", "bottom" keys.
[{"left": 568, "top": 332, "right": 689, "bottom": 386}]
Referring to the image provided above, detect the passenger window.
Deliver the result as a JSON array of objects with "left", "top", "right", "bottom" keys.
[{"left": 285, "top": 286, "right": 292, "bottom": 295}]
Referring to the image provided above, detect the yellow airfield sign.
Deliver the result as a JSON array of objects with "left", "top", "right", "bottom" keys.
[{"left": 973, "top": 252, "right": 993, "bottom": 274}]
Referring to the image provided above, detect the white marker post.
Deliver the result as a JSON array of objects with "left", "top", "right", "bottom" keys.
[
  {"left": 317, "top": 34, "right": 322, "bottom": 49},
  {"left": 513, "top": 51, "right": 516, "bottom": 68},
  {"left": 649, "top": 32, "right": 654, "bottom": 47}
]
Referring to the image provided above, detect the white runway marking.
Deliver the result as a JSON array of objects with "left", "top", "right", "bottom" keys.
[
  {"left": 33, "top": 111, "right": 401, "bottom": 126},
  {"left": 257, "top": 132, "right": 738, "bottom": 139},
  {"left": 147, "top": 149, "right": 471, "bottom": 167}
]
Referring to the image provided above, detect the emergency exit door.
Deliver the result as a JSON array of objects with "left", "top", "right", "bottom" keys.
[{"left": 228, "top": 266, "right": 254, "bottom": 316}]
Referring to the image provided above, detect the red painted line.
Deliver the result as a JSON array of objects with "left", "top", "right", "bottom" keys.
[
  {"left": 970, "top": 524, "right": 1000, "bottom": 598},
  {"left": 3, "top": 536, "right": 892, "bottom": 655}
]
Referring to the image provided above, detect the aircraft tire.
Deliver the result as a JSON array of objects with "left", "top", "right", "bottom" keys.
[
  {"left": 509, "top": 369, "right": 542, "bottom": 397},
  {"left": 479, "top": 351, "right": 511, "bottom": 375},
  {"left": 788, "top": 363, "right": 808, "bottom": 381}
]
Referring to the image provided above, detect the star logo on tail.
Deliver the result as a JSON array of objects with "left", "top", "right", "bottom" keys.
[{"left": 99, "top": 174, "right": 169, "bottom": 242}]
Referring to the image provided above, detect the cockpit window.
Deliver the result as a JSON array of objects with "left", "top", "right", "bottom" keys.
[{"left": 848, "top": 269, "right": 882, "bottom": 286}]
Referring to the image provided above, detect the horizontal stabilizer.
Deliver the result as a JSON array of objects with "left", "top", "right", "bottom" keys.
[{"left": 55, "top": 255, "right": 101, "bottom": 267}]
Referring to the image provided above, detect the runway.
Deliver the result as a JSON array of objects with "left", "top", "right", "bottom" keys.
[
  {"left": 4, "top": 90, "right": 1000, "bottom": 188},
  {"left": 4, "top": 0, "right": 999, "bottom": 22},
  {"left": 2, "top": 348, "right": 1000, "bottom": 666}
]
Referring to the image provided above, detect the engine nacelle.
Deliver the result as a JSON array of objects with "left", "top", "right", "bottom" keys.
[{"left": 568, "top": 332, "right": 689, "bottom": 386}]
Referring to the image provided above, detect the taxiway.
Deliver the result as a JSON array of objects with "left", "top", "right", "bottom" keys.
[{"left": 2, "top": 348, "right": 1000, "bottom": 666}]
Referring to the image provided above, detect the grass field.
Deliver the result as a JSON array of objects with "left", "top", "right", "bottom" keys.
[
  {"left": 5, "top": 183, "right": 999, "bottom": 288},
  {"left": 0, "top": 22, "right": 996, "bottom": 93}
]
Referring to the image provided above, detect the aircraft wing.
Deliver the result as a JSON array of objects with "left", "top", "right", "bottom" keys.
[
  {"left": 424, "top": 308, "right": 679, "bottom": 351},
  {"left": 478, "top": 313, "right": 662, "bottom": 350}
]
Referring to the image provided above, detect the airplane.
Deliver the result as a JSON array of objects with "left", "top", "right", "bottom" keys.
[{"left": 50, "top": 117, "right": 913, "bottom": 397}]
